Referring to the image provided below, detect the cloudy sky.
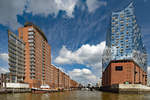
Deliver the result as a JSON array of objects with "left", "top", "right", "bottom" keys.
[{"left": 0, "top": 0, "right": 150, "bottom": 85}]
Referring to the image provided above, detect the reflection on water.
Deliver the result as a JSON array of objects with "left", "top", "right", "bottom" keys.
[{"left": 0, "top": 91, "right": 150, "bottom": 100}]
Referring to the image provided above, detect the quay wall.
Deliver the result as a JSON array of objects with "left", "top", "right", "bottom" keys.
[{"left": 100, "top": 84, "right": 150, "bottom": 94}]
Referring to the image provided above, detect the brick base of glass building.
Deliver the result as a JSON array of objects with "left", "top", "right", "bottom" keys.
[{"left": 102, "top": 60, "right": 147, "bottom": 87}]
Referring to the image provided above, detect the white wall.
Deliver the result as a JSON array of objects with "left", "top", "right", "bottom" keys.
[{"left": 3, "top": 83, "right": 29, "bottom": 88}]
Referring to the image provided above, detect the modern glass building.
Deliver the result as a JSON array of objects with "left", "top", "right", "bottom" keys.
[
  {"left": 8, "top": 30, "right": 25, "bottom": 83},
  {"left": 102, "top": 3, "right": 147, "bottom": 72}
]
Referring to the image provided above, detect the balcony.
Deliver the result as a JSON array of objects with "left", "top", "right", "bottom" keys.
[
  {"left": 18, "top": 61, "right": 25, "bottom": 66},
  {"left": 28, "top": 39, "right": 34, "bottom": 43},
  {"left": 9, "top": 62, "right": 16, "bottom": 67},
  {"left": 9, "top": 53, "right": 17, "bottom": 59},
  {"left": 30, "top": 73, "right": 35, "bottom": 78},
  {"left": 29, "top": 42, "right": 35, "bottom": 46},
  {"left": 8, "top": 48, "right": 16, "bottom": 55},
  {"left": 30, "top": 62, "right": 35, "bottom": 65},
  {"left": 18, "top": 69, "right": 25, "bottom": 74},
  {"left": 28, "top": 35, "right": 35, "bottom": 40},
  {"left": 28, "top": 32, "right": 34, "bottom": 36},
  {"left": 9, "top": 66, "right": 17, "bottom": 71},
  {"left": 30, "top": 59, "right": 35, "bottom": 62},
  {"left": 9, "top": 58, "right": 16, "bottom": 63},
  {"left": 9, "top": 71, "right": 18, "bottom": 76},
  {"left": 28, "top": 28, "right": 34, "bottom": 32},
  {"left": 30, "top": 47, "right": 35, "bottom": 51},
  {"left": 30, "top": 54, "right": 35, "bottom": 58},
  {"left": 8, "top": 40, "right": 17, "bottom": 48},
  {"left": 30, "top": 69, "right": 35, "bottom": 73},
  {"left": 30, "top": 67, "right": 35, "bottom": 71}
]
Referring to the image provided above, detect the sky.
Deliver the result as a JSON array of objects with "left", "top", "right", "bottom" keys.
[{"left": 0, "top": 0, "right": 150, "bottom": 85}]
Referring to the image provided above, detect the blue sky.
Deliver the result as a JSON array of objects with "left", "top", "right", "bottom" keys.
[{"left": 0, "top": 0, "right": 150, "bottom": 85}]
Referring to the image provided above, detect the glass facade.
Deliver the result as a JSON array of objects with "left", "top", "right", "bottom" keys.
[
  {"left": 8, "top": 30, "right": 25, "bottom": 83},
  {"left": 102, "top": 3, "right": 147, "bottom": 72}
]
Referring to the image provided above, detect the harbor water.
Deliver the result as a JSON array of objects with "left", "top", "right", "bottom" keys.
[{"left": 0, "top": 90, "right": 150, "bottom": 100}]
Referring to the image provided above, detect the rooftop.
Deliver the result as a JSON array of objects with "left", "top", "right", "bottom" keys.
[{"left": 24, "top": 22, "right": 48, "bottom": 42}]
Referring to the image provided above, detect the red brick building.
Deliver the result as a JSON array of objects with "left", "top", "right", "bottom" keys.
[
  {"left": 102, "top": 60, "right": 147, "bottom": 87},
  {"left": 64, "top": 74, "right": 70, "bottom": 89},
  {"left": 51, "top": 65, "right": 59, "bottom": 89},
  {"left": 51, "top": 65, "right": 78, "bottom": 89},
  {"left": 18, "top": 22, "right": 51, "bottom": 88},
  {"left": 70, "top": 79, "right": 79, "bottom": 88},
  {"left": 8, "top": 22, "right": 79, "bottom": 89}
]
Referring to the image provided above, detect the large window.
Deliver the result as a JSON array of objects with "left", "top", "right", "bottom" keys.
[{"left": 115, "top": 66, "right": 123, "bottom": 71}]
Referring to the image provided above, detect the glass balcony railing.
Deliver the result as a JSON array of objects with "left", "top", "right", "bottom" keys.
[{"left": 28, "top": 28, "right": 34, "bottom": 31}]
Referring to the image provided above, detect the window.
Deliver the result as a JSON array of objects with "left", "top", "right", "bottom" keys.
[
  {"left": 112, "top": 17, "right": 116, "bottom": 20},
  {"left": 112, "top": 29, "right": 115, "bottom": 33},
  {"left": 115, "top": 66, "right": 123, "bottom": 71},
  {"left": 134, "top": 20, "right": 136, "bottom": 23},
  {"left": 121, "top": 35, "right": 124, "bottom": 37},
  {"left": 126, "top": 31, "right": 129, "bottom": 34},
  {"left": 116, "top": 32, "right": 119, "bottom": 35},
  {"left": 120, "top": 21, "right": 124, "bottom": 24},
  {"left": 120, "top": 38, "right": 123, "bottom": 40},
  {"left": 112, "top": 22, "right": 115, "bottom": 25},
  {"left": 20, "top": 32, "right": 23, "bottom": 39},
  {"left": 120, "top": 14, "right": 124, "bottom": 17},
  {"left": 126, "top": 17, "right": 129, "bottom": 20},
  {"left": 120, "top": 29, "right": 124, "bottom": 32}
]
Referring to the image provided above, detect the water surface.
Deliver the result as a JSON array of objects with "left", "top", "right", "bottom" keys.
[{"left": 0, "top": 90, "right": 150, "bottom": 100}]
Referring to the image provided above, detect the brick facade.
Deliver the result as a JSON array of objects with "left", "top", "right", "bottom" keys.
[
  {"left": 7, "top": 22, "right": 79, "bottom": 89},
  {"left": 102, "top": 60, "right": 147, "bottom": 87},
  {"left": 18, "top": 23, "right": 51, "bottom": 88}
]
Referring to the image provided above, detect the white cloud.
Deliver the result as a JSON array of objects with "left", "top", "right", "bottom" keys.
[
  {"left": 86, "top": 0, "right": 107, "bottom": 12},
  {"left": 0, "top": 53, "right": 8, "bottom": 62},
  {"left": 55, "top": 41, "right": 106, "bottom": 83},
  {"left": 69, "top": 68, "right": 98, "bottom": 85},
  {"left": 0, "top": 0, "right": 78, "bottom": 30},
  {"left": 26, "top": 0, "right": 78, "bottom": 17},
  {"left": 147, "top": 67, "right": 150, "bottom": 85},
  {"left": 26, "top": 0, "right": 107, "bottom": 17},
  {"left": 0, "top": 67, "right": 9, "bottom": 74},
  {"left": 0, "top": 0, "right": 107, "bottom": 29},
  {"left": 0, "top": 0, "right": 26, "bottom": 30},
  {"left": 55, "top": 41, "right": 105, "bottom": 67}
]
